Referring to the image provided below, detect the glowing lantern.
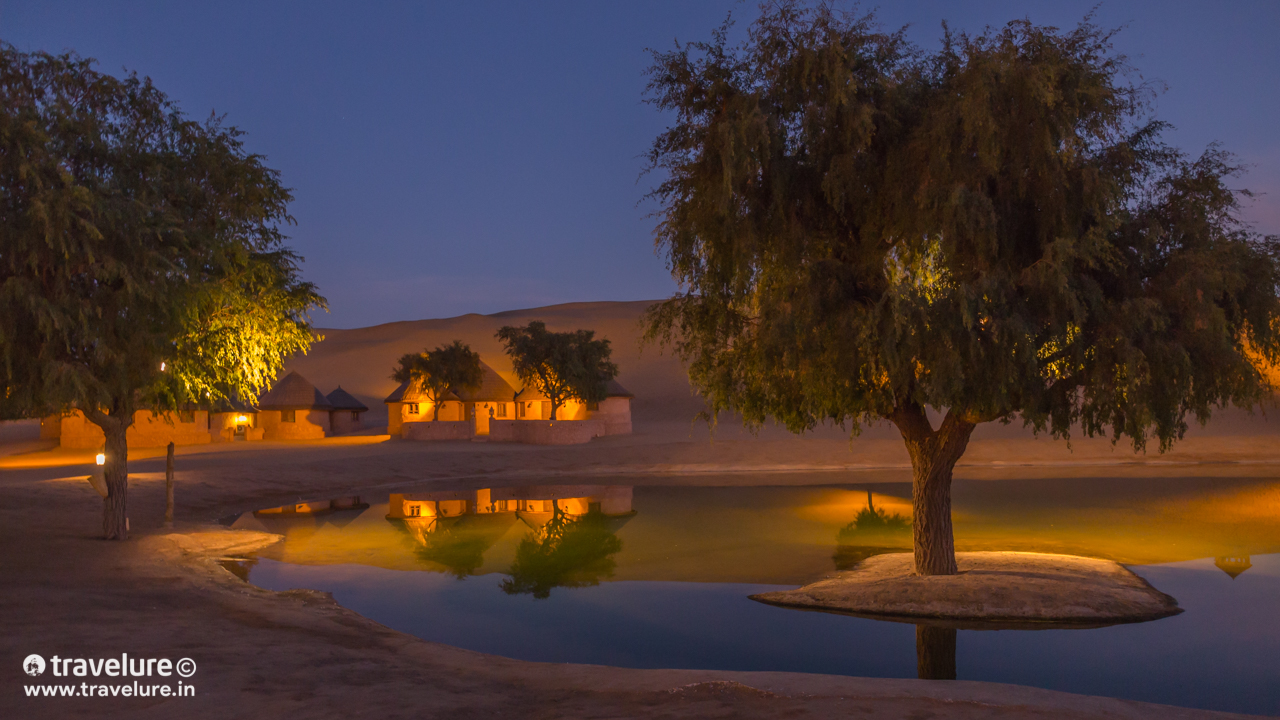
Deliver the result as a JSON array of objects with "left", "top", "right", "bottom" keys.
[{"left": 95, "top": 453, "right": 105, "bottom": 466}]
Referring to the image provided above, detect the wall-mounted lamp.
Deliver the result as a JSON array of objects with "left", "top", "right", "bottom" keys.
[{"left": 95, "top": 453, "right": 105, "bottom": 466}]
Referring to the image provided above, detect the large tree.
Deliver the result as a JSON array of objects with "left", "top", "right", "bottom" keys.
[
  {"left": 0, "top": 47, "right": 324, "bottom": 539},
  {"left": 392, "top": 340, "right": 484, "bottom": 421},
  {"left": 643, "top": 4, "right": 1280, "bottom": 575},
  {"left": 497, "top": 321, "right": 618, "bottom": 421}
]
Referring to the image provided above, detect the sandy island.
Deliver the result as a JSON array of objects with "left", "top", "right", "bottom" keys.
[
  {"left": 5, "top": 301, "right": 1279, "bottom": 719},
  {"left": 752, "top": 552, "right": 1182, "bottom": 626}
]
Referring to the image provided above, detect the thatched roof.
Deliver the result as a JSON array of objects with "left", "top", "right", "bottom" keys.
[
  {"left": 604, "top": 378, "right": 634, "bottom": 398},
  {"left": 384, "top": 361, "right": 515, "bottom": 404},
  {"left": 326, "top": 386, "right": 369, "bottom": 412},
  {"left": 256, "top": 371, "right": 333, "bottom": 410},
  {"left": 455, "top": 363, "right": 517, "bottom": 403},
  {"left": 211, "top": 396, "right": 258, "bottom": 414},
  {"left": 515, "top": 377, "right": 634, "bottom": 402},
  {"left": 383, "top": 380, "right": 461, "bottom": 405}
]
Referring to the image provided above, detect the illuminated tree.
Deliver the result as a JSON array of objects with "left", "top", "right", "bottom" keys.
[
  {"left": 643, "top": 4, "right": 1280, "bottom": 574},
  {"left": 0, "top": 47, "right": 324, "bottom": 539},
  {"left": 496, "top": 321, "right": 618, "bottom": 420},
  {"left": 392, "top": 340, "right": 483, "bottom": 421}
]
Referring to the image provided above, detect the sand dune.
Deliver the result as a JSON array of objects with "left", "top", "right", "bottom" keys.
[
  {"left": 287, "top": 299, "right": 1280, "bottom": 447},
  {"left": 287, "top": 300, "right": 703, "bottom": 425}
]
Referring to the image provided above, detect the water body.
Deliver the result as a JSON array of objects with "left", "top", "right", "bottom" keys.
[{"left": 226, "top": 478, "right": 1280, "bottom": 715}]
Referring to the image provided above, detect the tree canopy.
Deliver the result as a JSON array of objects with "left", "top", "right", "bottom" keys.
[
  {"left": 496, "top": 321, "right": 618, "bottom": 421},
  {"left": 642, "top": 4, "right": 1280, "bottom": 574},
  {"left": 392, "top": 340, "right": 484, "bottom": 421},
  {"left": 0, "top": 47, "right": 324, "bottom": 538}
]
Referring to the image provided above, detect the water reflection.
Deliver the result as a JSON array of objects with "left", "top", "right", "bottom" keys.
[
  {"left": 382, "top": 486, "right": 634, "bottom": 591},
  {"left": 502, "top": 506, "right": 625, "bottom": 598},
  {"left": 833, "top": 490, "right": 912, "bottom": 570},
  {"left": 915, "top": 625, "right": 956, "bottom": 680}
]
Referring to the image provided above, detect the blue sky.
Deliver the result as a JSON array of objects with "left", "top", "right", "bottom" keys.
[{"left": 3, "top": 1, "right": 1277, "bottom": 328}]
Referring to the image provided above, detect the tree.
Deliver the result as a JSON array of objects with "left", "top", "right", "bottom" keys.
[
  {"left": 642, "top": 4, "right": 1280, "bottom": 575},
  {"left": 500, "top": 507, "right": 623, "bottom": 599},
  {"left": 0, "top": 47, "right": 324, "bottom": 539},
  {"left": 496, "top": 321, "right": 618, "bottom": 421},
  {"left": 392, "top": 340, "right": 483, "bottom": 421}
]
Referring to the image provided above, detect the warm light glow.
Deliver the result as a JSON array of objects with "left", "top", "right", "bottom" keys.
[
  {"left": 236, "top": 414, "right": 248, "bottom": 423},
  {"left": 160, "top": 362, "right": 166, "bottom": 371},
  {"left": 95, "top": 453, "right": 105, "bottom": 466}
]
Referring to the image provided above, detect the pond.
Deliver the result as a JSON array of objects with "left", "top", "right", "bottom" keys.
[{"left": 222, "top": 477, "right": 1280, "bottom": 715}]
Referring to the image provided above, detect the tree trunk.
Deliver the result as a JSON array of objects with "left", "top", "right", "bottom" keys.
[
  {"left": 164, "top": 441, "right": 175, "bottom": 528},
  {"left": 915, "top": 625, "right": 957, "bottom": 680},
  {"left": 101, "top": 417, "right": 130, "bottom": 540},
  {"left": 890, "top": 404, "right": 977, "bottom": 576}
]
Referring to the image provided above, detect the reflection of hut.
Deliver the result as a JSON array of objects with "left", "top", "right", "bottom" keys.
[
  {"left": 1214, "top": 556, "right": 1252, "bottom": 579},
  {"left": 209, "top": 397, "right": 263, "bottom": 442},
  {"left": 257, "top": 371, "right": 332, "bottom": 440},
  {"left": 326, "top": 386, "right": 369, "bottom": 435}
]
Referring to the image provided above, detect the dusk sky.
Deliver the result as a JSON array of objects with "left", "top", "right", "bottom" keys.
[{"left": 3, "top": 1, "right": 1277, "bottom": 328}]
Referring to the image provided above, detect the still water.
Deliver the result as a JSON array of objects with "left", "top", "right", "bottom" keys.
[{"left": 225, "top": 478, "right": 1280, "bottom": 715}]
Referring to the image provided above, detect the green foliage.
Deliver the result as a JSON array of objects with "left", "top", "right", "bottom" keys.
[
  {"left": 501, "top": 508, "right": 623, "bottom": 599},
  {"left": 392, "top": 340, "right": 483, "bottom": 421},
  {"left": 0, "top": 45, "right": 325, "bottom": 422},
  {"left": 642, "top": 3, "right": 1280, "bottom": 452},
  {"left": 496, "top": 321, "right": 618, "bottom": 420}
]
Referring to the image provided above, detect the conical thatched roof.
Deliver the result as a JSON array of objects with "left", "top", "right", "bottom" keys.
[
  {"left": 383, "top": 361, "right": 514, "bottom": 404},
  {"left": 326, "top": 386, "right": 369, "bottom": 412},
  {"left": 455, "top": 362, "right": 517, "bottom": 403},
  {"left": 515, "top": 377, "right": 634, "bottom": 402},
  {"left": 604, "top": 378, "right": 634, "bottom": 398},
  {"left": 257, "top": 371, "right": 333, "bottom": 411}
]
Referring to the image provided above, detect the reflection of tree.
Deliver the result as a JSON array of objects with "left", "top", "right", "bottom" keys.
[
  {"left": 390, "top": 514, "right": 515, "bottom": 579},
  {"left": 833, "top": 492, "right": 913, "bottom": 570},
  {"left": 915, "top": 625, "right": 956, "bottom": 680},
  {"left": 501, "top": 507, "right": 623, "bottom": 599}
]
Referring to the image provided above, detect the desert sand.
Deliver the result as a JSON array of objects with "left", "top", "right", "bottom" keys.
[{"left": 4, "top": 300, "right": 1278, "bottom": 718}]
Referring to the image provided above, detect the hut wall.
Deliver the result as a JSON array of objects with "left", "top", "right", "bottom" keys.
[
  {"left": 40, "top": 415, "right": 61, "bottom": 440},
  {"left": 330, "top": 411, "right": 365, "bottom": 436},
  {"left": 401, "top": 420, "right": 473, "bottom": 441},
  {"left": 260, "top": 409, "right": 330, "bottom": 440},
  {"left": 387, "top": 402, "right": 404, "bottom": 436},
  {"left": 54, "top": 410, "right": 213, "bottom": 449},
  {"left": 209, "top": 412, "right": 261, "bottom": 442},
  {"left": 588, "top": 397, "right": 632, "bottom": 436}
]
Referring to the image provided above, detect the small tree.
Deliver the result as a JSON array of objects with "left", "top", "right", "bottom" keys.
[
  {"left": 643, "top": 5, "right": 1280, "bottom": 574},
  {"left": 391, "top": 340, "right": 483, "bottom": 421},
  {"left": 0, "top": 48, "right": 324, "bottom": 539},
  {"left": 496, "top": 321, "right": 618, "bottom": 420}
]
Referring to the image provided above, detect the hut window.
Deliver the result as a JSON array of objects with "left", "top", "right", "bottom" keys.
[
  {"left": 351, "top": 411, "right": 360, "bottom": 421},
  {"left": 282, "top": 410, "right": 296, "bottom": 423},
  {"left": 407, "top": 403, "right": 419, "bottom": 415},
  {"left": 407, "top": 504, "right": 421, "bottom": 517},
  {"left": 178, "top": 409, "right": 195, "bottom": 423},
  {"left": 516, "top": 403, "right": 525, "bottom": 419},
  {"left": 587, "top": 401, "right": 599, "bottom": 411},
  {"left": 496, "top": 403, "right": 507, "bottom": 418}
]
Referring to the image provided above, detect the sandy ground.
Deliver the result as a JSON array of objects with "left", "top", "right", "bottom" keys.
[
  {"left": 4, "top": 300, "right": 1280, "bottom": 718},
  {"left": 752, "top": 552, "right": 1182, "bottom": 623}
]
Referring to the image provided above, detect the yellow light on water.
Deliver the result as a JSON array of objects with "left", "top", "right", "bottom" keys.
[{"left": 95, "top": 453, "right": 105, "bottom": 466}]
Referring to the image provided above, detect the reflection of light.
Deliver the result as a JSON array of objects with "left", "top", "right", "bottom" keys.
[
  {"left": 95, "top": 453, "right": 105, "bottom": 466},
  {"left": 236, "top": 415, "right": 248, "bottom": 423}
]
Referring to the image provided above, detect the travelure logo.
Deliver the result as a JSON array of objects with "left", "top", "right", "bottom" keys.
[{"left": 23, "top": 655, "right": 45, "bottom": 677}]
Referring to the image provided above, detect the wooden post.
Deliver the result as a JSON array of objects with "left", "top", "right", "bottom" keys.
[{"left": 164, "top": 441, "right": 175, "bottom": 529}]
